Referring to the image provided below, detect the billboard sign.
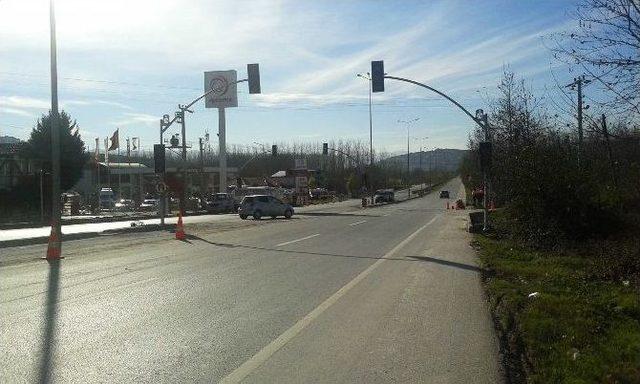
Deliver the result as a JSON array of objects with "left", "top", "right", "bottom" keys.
[{"left": 204, "top": 70, "right": 238, "bottom": 108}]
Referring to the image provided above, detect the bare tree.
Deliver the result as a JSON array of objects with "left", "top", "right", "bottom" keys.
[{"left": 553, "top": 0, "right": 640, "bottom": 118}]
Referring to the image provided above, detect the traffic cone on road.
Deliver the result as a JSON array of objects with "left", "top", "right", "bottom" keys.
[
  {"left": 44, "top": 224, "right": 62, "bottom": 260},
  {"left": 175, "top": 211, "right": 186, "bottom": 240}
]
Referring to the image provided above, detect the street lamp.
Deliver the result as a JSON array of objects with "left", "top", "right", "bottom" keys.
[
  {"left": 398, "top": 118, "right": 420, "bottom": 198},
  {"left": 356, "top": 72, "right": 373, "bottom": 167},
  {"left": 412, "top": 136, "right": 428, "bottom": 187}
]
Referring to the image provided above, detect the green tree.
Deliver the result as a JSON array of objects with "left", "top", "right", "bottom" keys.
[{"left": 24, "top": 110, "right": 88, "bottom": 192}]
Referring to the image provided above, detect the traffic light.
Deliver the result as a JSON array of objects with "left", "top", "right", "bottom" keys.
[
  {"left": 247, "top": 63, "right": 261, "bottom": 94},
  {"left": 371, "top": 60, "right": 385, "bottom": 93},
  {"left": 272, "top": 144, "right": 277, "bottom": 157},
  {"left": 153, "top": 144, "right": 165, "bottom": 174},
  {"left": 322, "top": 143, "right": 328, "bottom": 155}
]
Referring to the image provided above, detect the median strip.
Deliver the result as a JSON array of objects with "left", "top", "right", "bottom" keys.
[{"left": 275, "top": 234, "right": 320, "bottom": 247}]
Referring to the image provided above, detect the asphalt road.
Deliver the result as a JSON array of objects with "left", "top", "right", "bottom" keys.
[{"left": 0, "top": 178, "right": 501, "bottom": 383}]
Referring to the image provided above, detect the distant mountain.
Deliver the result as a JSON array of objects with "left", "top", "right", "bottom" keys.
[
  {"left": 0, "top": 136, "right": 21, "bottom": 144},
  {"left": 383, "top": 148, "right": 468, "bottom": 172}
]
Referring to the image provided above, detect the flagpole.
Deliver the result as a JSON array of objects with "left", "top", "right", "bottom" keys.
[
  {"left": 105, "top": 137, "right": 110, "bottom": 189},
  {"left": 127, "top": 137, "right": 131, "bottom": 201}
]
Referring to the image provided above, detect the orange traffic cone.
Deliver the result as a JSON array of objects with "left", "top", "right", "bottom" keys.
[
  {"left": 175, "top": 212, "right": 186, "bottom": 240},
  {"left": 44, "top": 224, "right": 62, "bottom": 260}
]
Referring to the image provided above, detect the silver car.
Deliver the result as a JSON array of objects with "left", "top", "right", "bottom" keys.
[{"left": 238, "top": 195, "right": 294, "bottom": 220}]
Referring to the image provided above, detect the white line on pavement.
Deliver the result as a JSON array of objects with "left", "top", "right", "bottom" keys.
[
  {"left": 348, "top": 220, "right": 367, "bottom": 226},
  {"left": 275, "top": 234, "right": 320, "bottom": 247},
  {"left": 219, "top": 214, "right": 442, "bottom": 384}
]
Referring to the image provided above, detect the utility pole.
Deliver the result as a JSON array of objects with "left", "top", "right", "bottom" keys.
[
  {"left": 601, "top": 114, "right": 618, "bottom": 190},
  {"left": 566, "top": 76, "right": 590, "bottom": 148},
  {"left": 481, "top": 112, "right": 490, "bottom": 232},
  {"left": 49, "top": 0, "right": 61, "bottom": 253},
  {"left": 577, "top": 78, "right": 583, "bottom": 146}
]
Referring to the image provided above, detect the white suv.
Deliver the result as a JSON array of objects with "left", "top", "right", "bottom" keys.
[{"left": 238, "top": 195, "right": 294, "bottom": 220}]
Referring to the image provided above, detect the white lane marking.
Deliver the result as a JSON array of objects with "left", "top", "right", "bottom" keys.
[
  {"left": 382, "top": 213, "right": 390, "bottom": 217},
  {"left": 219, "top": 214, "right": 442, "bottom": 384},
  {"left": 275, "top": 234, "right": 320, "bottom": 247},
  {"left": 348, "top": 220, "right": 367, "bottom": 226}
]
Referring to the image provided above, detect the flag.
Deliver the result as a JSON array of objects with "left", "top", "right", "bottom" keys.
[
  {"left": 108, "top": 129, "right": 119, "bottom": 151},
  {"left": 104, "top": 138, "right": 109, "bottom": 164},
  {"left": 132, "top": 137, "right": 138, "bottom": 151},
  {"left": 94, "top": 138, "right": 100, "bottom": 162}
]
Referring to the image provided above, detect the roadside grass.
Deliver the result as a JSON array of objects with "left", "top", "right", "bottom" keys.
[{"left": 475, "top": 235, "right": 640, "bottom": 383}]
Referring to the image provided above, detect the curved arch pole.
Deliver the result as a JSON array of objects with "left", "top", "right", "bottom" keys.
[{"left": 384, "top": 76, "right": 487, "bottom": 130}]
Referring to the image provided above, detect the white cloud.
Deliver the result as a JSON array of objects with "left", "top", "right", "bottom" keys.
[
  {"left": 112, "top": 112, "right": 157, "bottom": 127},
  {"left": 0, "top": 107, "right": 33, "bottom": 117},
  {"left": 0, "top": 0, "right": 574, "bottom": 150},
  {"left": 0, "top": 95, "right": 50, "bottom": 109}
]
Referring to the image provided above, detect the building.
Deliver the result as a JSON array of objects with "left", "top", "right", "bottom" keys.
[
  {"left": 72, "top": 161, "right": 156, "bottom": 202},
  {"left": 0, "top": 136, "right": 40, "bottom": 191}
]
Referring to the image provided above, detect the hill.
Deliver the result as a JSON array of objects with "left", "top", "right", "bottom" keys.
[{"left": 383, "top": 148, "right": 467, "bottom": 172}]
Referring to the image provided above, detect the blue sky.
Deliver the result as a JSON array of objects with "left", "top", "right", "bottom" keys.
[{"left": 0, "top": 0, "right": 578, "bottom": 154}]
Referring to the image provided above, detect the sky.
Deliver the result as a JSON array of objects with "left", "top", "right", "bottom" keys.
[{"left": 0, "top": 0, "right": 579, "bottom": 155}]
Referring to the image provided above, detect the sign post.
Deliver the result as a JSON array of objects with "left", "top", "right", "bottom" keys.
[{"left": 204, "top": 70, "right": 238, "bottom": 193}]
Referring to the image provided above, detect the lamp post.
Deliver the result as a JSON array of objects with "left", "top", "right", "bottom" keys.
[
  {"left": 412, "top": 136, "right": 428, "bottom": 188},
  {"left": 398, "top": 118, "right": 420, "bottom": 198},
  {"left": 49, "top": 0, "right": 61, "bottom": 257}
]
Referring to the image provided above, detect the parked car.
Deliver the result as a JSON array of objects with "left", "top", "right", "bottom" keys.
[
  {"left": 206, "top": 193, "right": 237, "bottom": 213},
  {"left": 373, "top": 189, "right": 395, "bottom": 204},
  {"left": 114, "top": 198, "right": 134, "bottom": 211},
  {"left": 139, "top": 198, "right": 159, "bottom": 211},
  {"left": 238, "top": 195, "right": 294, "bottom": 220},
  {"left": 439, "top": 190, "right": 450, "bottom": 199},
  {"left": 309, "top": 188, "right": 329, "bottom": 199}
]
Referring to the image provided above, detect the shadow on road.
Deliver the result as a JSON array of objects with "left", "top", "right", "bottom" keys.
[
  {"left": 36, "top": 259, "right": 61, "bottom": 384},
  {"left": 296, "top": 212, "right": 378, "bottom": 218},
  {"left": 183, "top": 234, "right": 481, "bottom": 273},
  {"left": 406, "top": 255, "right": 482, "bottom": 273}
]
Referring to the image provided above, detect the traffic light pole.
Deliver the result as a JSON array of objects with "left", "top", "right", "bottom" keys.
[{"left": 370, "top": 61, "right": 492, "bottom": 227}]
